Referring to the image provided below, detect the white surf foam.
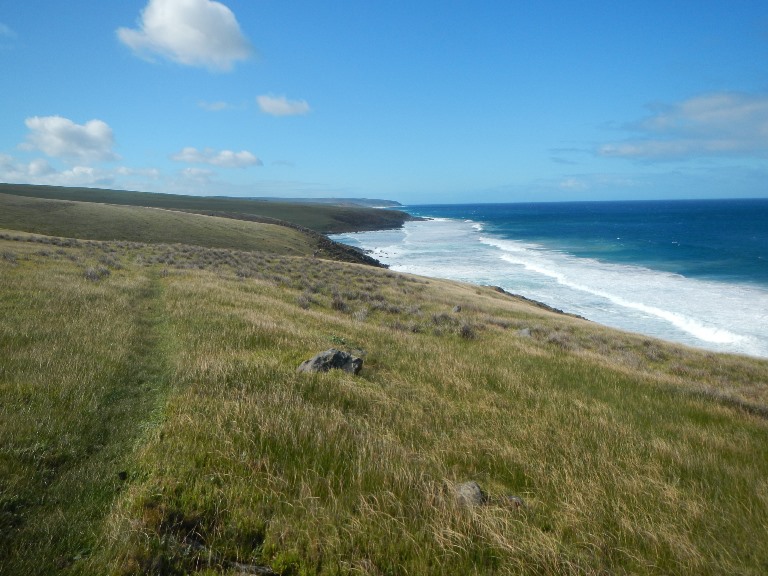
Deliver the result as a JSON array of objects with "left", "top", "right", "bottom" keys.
[{"left": 332, "top": 218, "right": 768, "bottom": 358}]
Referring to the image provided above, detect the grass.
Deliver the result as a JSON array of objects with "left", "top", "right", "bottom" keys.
[
  {"left": 0, "top": 193, "right": 319, "bottom": 256},
  {"left": 0, "top": 183, "right": 412, "bottom": 234},
  {"left": 1, "top": 228, "right": 767, "bottom": 575},
  {"left": 0, "top": 193, "right": 383, "bottom": 266},
  {"left": 0, "top": 240, "right": 173, "bottom": 574}
]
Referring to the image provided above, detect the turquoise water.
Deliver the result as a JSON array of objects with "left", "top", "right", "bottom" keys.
[{"left": 331, "top": 199, "right": 768, "bottom": 358}]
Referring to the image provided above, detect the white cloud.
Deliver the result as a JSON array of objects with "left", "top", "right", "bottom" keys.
[
  {"left": 198, "top": 100, "right": 233, "bottom": 111},
  {"left": 171, "top": 146, "right": 262, "bottom": 168},
  {"left": 257, "top": 94, "right": 310, "bottom": 116},
  {"left": 181, "top": 167, "right": 215, "bottom": 183},
  {"left": 117, "top": 0, "right": 252, "bottom": 72},
  {"left": 598, "top": 92, "right": 768, "bottom": 160},
  {"left": 22, "top": 116, "right": 118, "bottom": 164},
  {"left": 28, "top": 158, "right": 56, "bottom": 177},
  {"left": 558, "top": 178, "right": 588, "bottom": 191},
  {"left": 0, "top": 154, "right": 116, "bottom": 187},
  {"left": 116, "top": 166, "right": 162, "bottom": 179}
]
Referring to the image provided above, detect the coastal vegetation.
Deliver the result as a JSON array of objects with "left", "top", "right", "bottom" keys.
[
  {"left": 1, "top": 187, "right": 767, "bottom": 575},
  {"left": 0, "top": 184, "right": 412, "bottom": 234}
]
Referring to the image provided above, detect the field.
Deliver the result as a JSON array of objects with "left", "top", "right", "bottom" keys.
[
  {"left": 1, "top": 189, "right": 767, "bottom": 575},
  {"left": 0, "top": 184, "right": 412, "bottom": 234},
  {"left": 0, "top": 193, "right": 382, "bottom": 266}
]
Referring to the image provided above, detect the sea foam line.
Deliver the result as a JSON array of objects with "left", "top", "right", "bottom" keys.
[
  {"left": 482, "top": 237, "right": 746, "bottom": 346},
  {"left": 334, "top": 218, "right": 767, "bottom": 357}
]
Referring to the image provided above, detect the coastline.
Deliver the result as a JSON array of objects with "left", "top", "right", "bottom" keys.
[{"left": 330, "top": 211, "right": 768, "bottom": 359}]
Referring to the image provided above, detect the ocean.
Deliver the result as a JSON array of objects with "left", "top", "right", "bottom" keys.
[{"left": 330, "top": 199, "right": 768, "bottom": 359}]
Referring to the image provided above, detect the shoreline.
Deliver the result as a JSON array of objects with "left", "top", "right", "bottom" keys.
[{"left": 330, "top": 215, "right": 768, "bottom": 359}]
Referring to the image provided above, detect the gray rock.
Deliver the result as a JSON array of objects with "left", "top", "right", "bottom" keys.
[
  {"left": 453, "top": 305, "right": 462, "bottom": 313},
  {"left": 518, "top": 328, "right": 531, "bottom": 338},
  {"left": 231, "top": 563, "right": 278, "bottom": 576},
  {"left": 502, "top": 495, "right": 526, "bottom": 509},
  {"left": 455, "top": 481, "right": 487, "bottom": 506},
  {"left": 297, "top": 348, "right": 363, "bottom": 375}
]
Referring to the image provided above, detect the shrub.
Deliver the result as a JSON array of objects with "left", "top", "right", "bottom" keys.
[
  {"left": 98, "top": 254, "right": 123, "bottom": 269},
  {"left": 546, "top": 330, "right": 574, "bottom": 350},
  {"left": 84, "top": 266, "right": 111, "bottom": 282},
  {"left": 459, "top": 323, "right": 476, "bottom": 339},
  {"left": 331, "top": 294, "right": 348, "bottom": 312},
  {"left": 432, "top": 313, "right": 458, "bottom": 327},
  {"left": 297, "top": 293, "right": 313, "bottom": 309}
]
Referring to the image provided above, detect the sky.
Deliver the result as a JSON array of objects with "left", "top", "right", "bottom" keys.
[{"left": 1, "top": 0, "right": 767, "bottom": 204}]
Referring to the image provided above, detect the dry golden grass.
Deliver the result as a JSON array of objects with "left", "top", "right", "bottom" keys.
[{"left": 1, "top": 231, "right": 767, "bottom": 575}]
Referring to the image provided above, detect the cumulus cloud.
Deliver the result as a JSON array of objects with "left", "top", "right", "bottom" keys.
[
  {"left": 171, "top": 146, "right": 262, "bottom": 168},
  {"left": 257, "top": 94, "right": 310, "bottom": 116},
  {"left": 22, "top": 116, "right": 118, "bottom": 164},
  {"left": 598, "top": 92, "right": 768, "bottom": 160},
  {"left": 0, "top": 154, "right": 117, "bottom": 187},
  {"left": 117, "top": 0, "right": 252, "bottom": 72},
  {"left": 182, "top": 167, "right": 214, "bottom": 177}
]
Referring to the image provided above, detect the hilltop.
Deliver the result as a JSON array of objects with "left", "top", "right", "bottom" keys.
[
  {"left": 0, "top": 183, "right": 412, "bottom": 234},
  {"left": 0, "top": 186, "right": 402, "bottom": 266},
  {"left": 1, "top": 186, "right": 767, "bottom": 575}
]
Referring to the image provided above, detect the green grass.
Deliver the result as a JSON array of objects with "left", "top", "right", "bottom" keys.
[
  {"left": 0, "top": 193, "right": 383, "bottom": 266},
  {"left": 0, "top": 183, "right": 412, "bottom": 233},
  {"left": 0, "top": 243, "right": 174, "bottom": 574},
  {"left": 1, "top": 229, "right": 768, "bottom": 575}
]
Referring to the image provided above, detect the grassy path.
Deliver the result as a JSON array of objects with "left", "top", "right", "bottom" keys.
[
  {"left": 3, "top": 233, "right": 768, "bottom": 574},
  {"left": 0, "top": 255, "right": 172, "bottom": 575}
]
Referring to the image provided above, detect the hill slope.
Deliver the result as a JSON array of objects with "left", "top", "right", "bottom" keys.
[
  {"left": 0, "top": 183, "right": 412, "bottom": 233},
  {"left": 1, "top": 228, "right": 767, "bottom": 575},
  {"left": 0, "top": 193, "right": 381, "bottom": 265}
]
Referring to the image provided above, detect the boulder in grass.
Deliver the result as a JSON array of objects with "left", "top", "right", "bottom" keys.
[
  {"left": 297, "top": 348, "right": 363, "bottom": 375},
  {"left": 502, "top": 495, "right": 526, "bottom": 510},
  {"left": 455, "top": 481, "right": 487, "bottom": 507}
]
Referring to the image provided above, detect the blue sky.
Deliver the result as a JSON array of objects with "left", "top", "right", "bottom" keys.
[{"left": 1, "top": 0, "right": 767, "bottom": 204}]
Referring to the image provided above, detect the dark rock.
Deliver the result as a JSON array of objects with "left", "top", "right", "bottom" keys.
[
  {"left": 231, "top": 563, "right": 278, "bottom": 575},
  {"left": 489, "top": 285, "right": 588, "bottom": 320},
  {"left": 453, "top": 305, "right": 462, "bottom": 313},
  {"left": 502, "top": 495, "right": 526, "bottom": 509},
  {"left": 297, "top": 348, "right": 363, "bottom": 375},
  {"left": 455, "top": 481, "right": 487, "bottom": 506}
]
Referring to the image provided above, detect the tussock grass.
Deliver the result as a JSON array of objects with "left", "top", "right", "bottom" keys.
[{"left": 1, "top": 231, "right": 767, "bottom": 575}]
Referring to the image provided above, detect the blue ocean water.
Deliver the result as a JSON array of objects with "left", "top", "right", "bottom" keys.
[{"left": 331, "top": 199, "right": 768, "bottom": 358}]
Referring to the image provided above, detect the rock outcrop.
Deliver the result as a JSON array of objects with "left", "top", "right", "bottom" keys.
[
  {"left": 455, "top": 481, "right": 488, "bottom": 506},
  {"left": 297, "top": 348, "right": 363, "bottom": 375}
]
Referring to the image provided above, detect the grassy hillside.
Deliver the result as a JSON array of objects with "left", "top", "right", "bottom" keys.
[
  {"left": 0, "top": 193, "right": 381, "bottom": 266},
  {"left": 1, "top": 228, "right": 767, "bottom": 575},
  {"left": 0, "top": 184, "right": 412, "bottom": 234}
]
